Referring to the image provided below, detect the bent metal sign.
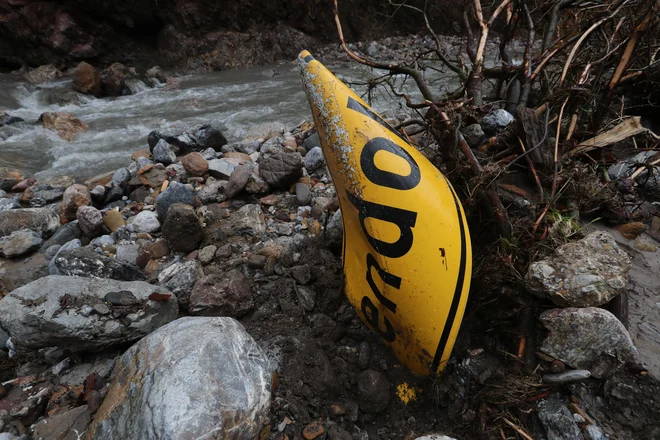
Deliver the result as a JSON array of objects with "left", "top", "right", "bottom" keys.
[{"left": 298, "top": 51, "right": 472, "bottom": 376}]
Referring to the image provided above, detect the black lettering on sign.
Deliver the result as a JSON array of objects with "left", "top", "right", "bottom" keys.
[
  {"left": 346, "top": 190, "right": 417, "bottom": 258},
  {"left": 347, "top": 97, "right": 405, "bottom": 141},
  {"left": 366, "top": 253, "right": 401, "bottom": 313},
  {"left": 361, "top": 296, "right": 396, "bottom": 342},
  {"left": 360, "top": 137, "right": 421, "bottom": 190}
]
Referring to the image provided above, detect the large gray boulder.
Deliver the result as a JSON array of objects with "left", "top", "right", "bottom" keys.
[
  {"left": 540, "top": 307, "right": 638, "bottom": 378},
  {"left": 53, "top": 247, "right": 145, "bottom": 281},
  {"left": 0, "top": 275, "right": 178, "bottom": 351},
  {"left": 525, "top": 231, "right": 631, "bottom": 307},
  {"left": 87, "top": 317, "right": 271, "bottom": 440},
  {"left": 0, "top": 207, "right": 59, "bottom": 238}
]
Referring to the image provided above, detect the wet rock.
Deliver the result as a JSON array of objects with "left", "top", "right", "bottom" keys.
[
  {"left": 0, "top": 207, "right": 59, "bottom": 238},
  {"left": 0, "top": 230, "right": 42, "bottom": 258},
  {"left": 357, "top": 369, "right": 390, "bottom": 413},
  {"left": 155, "top": 182, "right": 195, "bottom": 220},
  {"left": 76, "top": 206, "right": 103, "bottom": 237},
  {"left": 207, "top": 158, "right": 237, "bottom": 180},
  {"left": 158, "top": 260, "right": 204, "bottom": 307},
  {"left": 537, "top": 398, "right": 583, "bottom": 440},
  {"left": 525, "top": 231, "right": 631, "bottom": 307},
  {"left": 228, "top": 204, "right": 266, "bottom": 236},
  {"left": 0, "top": 275, "right": 177, "bottom": 351},
  {"left": 90, "top": 185, "right": 106, "bottom": 203},
  {"left": 162, "top": 204, "right": 203, "bottom": 253},
  {"left": 43, "top": 89, "right": 84, "bottom": 106},
  {"left": 198, "top": 245, "right": 217, "bottom": 264},
  {"left": 24, "top": 64, "right": 61, "bottom": 84},
  {"left": 189, "top": 271, "right": 254, "bottom": 317},
  {"left": 480, "top": 109, "right": 514, "bottom": 134},
  {"left": 303, "top": 146, "right": 325, "bottom": 172},
  {"left": 41, "top": 111, "right": 89, "bottom": 141},
  {"left": 60, "top": 184, "right": 91, "bottom": 222},
  {"left": 124, "top": 78, "right": 149, "bottom": 95},
  {"left": 72, "top": 61, "right": 102, "bottom": 97},
  {"left": 149, "top": 124, "right": 228, "bottom": 154},
  {"left": 100, "top": 62, "right": 127, "bottom": 97},
  {"left": 303, "top": 132, "right": 320, "bottom": 152},
  {"left": 0, "top": 113, "right": 23, "bottom": 127},
  {"left": 540, "top": 307, "right": 638, "bottom": 378},
  {"left": 112, "top": 167, "right": 131, "bottom": 187},
  {"left": 103, "top": 209, "right": 126, "bottom": 233},
  {"left": 103, "top": 185, "right": 124, "bottom": 205},
  {"left": 152, "top": 139, "right": 176, "bottom": 166},
  {"left": 87, "top": 317, "right": 270, "bottom": 440},
  {"left": 226, "top": 164, "right": 253, "bottom": 198},
  {"left": 259, "top": 152, "right": 303, "bottom": 188},
  {"left": 0, "top": 167, "right": 23, "bottom": 191},
  {"left": 461, "top": 123, "right": 485, "bottom": 148},
  {"left": 33, "top": 404, "right": 92, "bottom": 440},
  {"left": 131, "top": 210, "right": 160, "bottom": 233},
  {"left": 181, "top": 152, "right": 208, "bottom": 177},
  {"left": 295, "top": 183, "right": 312, "bottom": 205},
  {"left": 53, "top": 247, "right": 145, "bottom": 281}
]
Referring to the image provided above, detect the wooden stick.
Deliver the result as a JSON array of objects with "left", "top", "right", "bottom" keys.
[{"left": 502, "top": 418, "right": 534, "bottom": 440}]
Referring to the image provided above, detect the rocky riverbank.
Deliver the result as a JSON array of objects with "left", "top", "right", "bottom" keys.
[{"left": 1, "top": 107, "right": 660, "bottom": 440}]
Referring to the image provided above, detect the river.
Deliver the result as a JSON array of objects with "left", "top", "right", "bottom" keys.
[{"left": 0, "top": 61, "right": 421, "bottom": 181}]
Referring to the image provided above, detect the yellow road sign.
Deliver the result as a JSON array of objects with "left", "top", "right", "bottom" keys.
[{"left": 298, "top": 50, "right": 472, "bottom": 376}]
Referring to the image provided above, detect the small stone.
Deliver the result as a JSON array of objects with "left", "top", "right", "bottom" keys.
[
  {"left": 93, "top": 303, "right": 110, "bottom": 315},
  {"left": 60, "top": 184, "right": 92, "bottom": 222},
  {"left": 480, "top": 109, "right": 514, "bottom": 134},
  {"left": 162, "top": 204, "right": 203, "bottom": 253},
  {"left": 259, "top": 152, "right": 303, "bottom": 189},
  {"left": 153, "top": 139, "right": 176, "bottom": 166},
  {"left": 303, "top": 147, "right": 325, "bottom": 173},
  {"left": 259, "top": 194, "right": 280, "bottom": 206},
  {"left": 181, "top": 152, "right": 209, "bottom": 177},
  {"left": 0, "top": 229, "right": 42, "bottom": 258},
  {"left": 461, "top": 123, "right": 485, "bottom": 148},
  {"left": 77, "top": 206, "right": 103, "bottom": 237},
  {"left": 525, "top": 231, "right": 631, "bottom": 307},
  {"left": 189, "top": 271, "right": 254, "bottom": 317},
  {"left": 105, "top": 290, "right": 139, "bottom": 306},
  {"left": 295, "top": 285, "right": 316, "bottom": 312},
  {"left": 228, "top": 204, "right": 266, "bottom": 236},
  {"left": 537, "top": 398, "right": 583, "bottom": 440},
  {"left": 302, "top": 421, "right": 324, "bottom": 440},
  {"left": 273, "top": 222, "right": 294, "bottom": 236},
  {"left": 303, "top": 133, "right": 320, "bottom": 151},
  {"left": 104, "top": 185, "right": 124, "bottom": 204},
  {"left": 155, "top": 182, "right": 195, "bottom": 220},
  {"left": 247, "top": 254, "right": 267, "bottom": 268},
  {"left": 207, "top": 158, "right": 237, "bottom": 180},
  {"left": 225, "top": 164, "right": 253, "bottom": 198},
  {"left": 295, "top": 183, "right": 312, "bottom": 206},
  {"left": 112, "top": 168, "right": 131, "bottom": 187},
  {"left": 72, "top": 61, "right": 102, "bottom": 96},
  {"left": 357, "top": 370, "right": 390, "bottom": 413},
  {"left": 634, "top": 237, "right": 657, "bottom": 252},
  {"left": 103, "top": 210, "right": 126, "bottom": 233},
  {"left": 215, "top": 244, "right": 232, "bottom": 259},
  {"left": 198, "top": 245, "right": 217, "bottom": 264},
  {"left": 540, "top": 307, "right": 638, "bottom": 378},
  {"left": 132, "top": 210, "right": 160, "bottom": 233},
  {"left": 147, "top": 239, "right": 170, "bottom": 259},
  {"left": 91, "top": 185, "right": 106, "bottom": 202},
  {"left": 550, "top": 360, "right": 565, "bottom": 373}
]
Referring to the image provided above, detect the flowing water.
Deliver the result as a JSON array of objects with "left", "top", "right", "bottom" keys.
[{"left": 0, "top": 62, "right": 422, "bottom": 181}]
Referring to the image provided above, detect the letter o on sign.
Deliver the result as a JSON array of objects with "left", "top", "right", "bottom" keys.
[{"left": 360, "top": 137, "right": 421, "bottom": 190}]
